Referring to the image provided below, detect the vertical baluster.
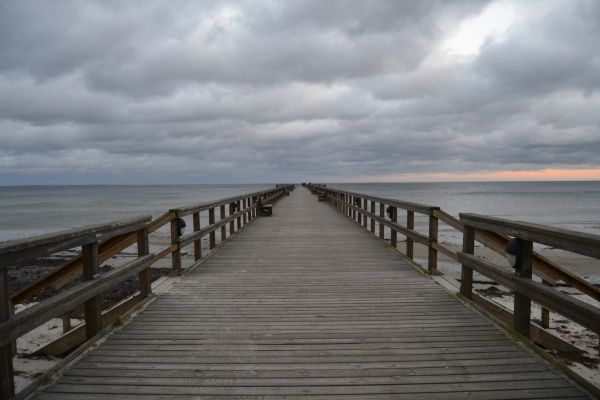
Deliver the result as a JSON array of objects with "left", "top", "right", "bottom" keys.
[
  {"left": 357, "top": 198, "right": 362, "bottom": 225},
  {"left": 137, "top": 227, "right": 151, "bottom": 298},
  {"left": 0, "top": 268, "right": 14, "bottom": 398},
  {"left": 390, "top": 207, "right": 398, "bottom": 248},
  {"left": 236, "top": 200, "right": 242, "bottom": 230},
  {"left": 428, "top": 213, "right": 439, "bottom": 274},
  {"left": 229, "top": 203, "right": 235, "bottom": 235},
  {"left": 541, "top": 279, "right": 551, "bottom": 328},
  {"left": 220, "top": 205, "right": 226, "bottom": 241},
  {"left": 352, "top": 196, "right": 356, "bottom": 221},
  {"left": 82, "top": 242, "right": 101, "bottom": 339},
  {"left": 193, "top": 212, "right": 201, "bottom": 261},
  {"left": 406, "top": 210, "right": 414, "bottom": 259},
  {"left": 379, "top": 203, "right": 384, "bottom": 239},
  {"left": 370, "top": 201, "right": 375, "bottom": 234},
  {"left": 209, "top": 207, "right": 216, "bottom": 249},
  {"left": 362, "top": 198, "right": 368, "bottom": 228},
  {"left": 170, "top": 213, "right": 182, "bottom": 274},
  {"left": 243, "top": 198, "right": 248, "bottom": 224},
  {"left": 514, "top": 239, "right": 534, "bottom": 339},
  {"left": 460, "top": 226, "right": 475, "bottom": 299}
]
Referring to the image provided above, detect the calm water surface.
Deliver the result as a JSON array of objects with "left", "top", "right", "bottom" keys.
[{"left": 1, "top": 182, "right": 599, "bottom": 243}]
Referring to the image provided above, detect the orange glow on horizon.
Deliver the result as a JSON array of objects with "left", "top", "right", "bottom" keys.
[{"left": 357, "top": 168, "right": 600, "bottom": 183}]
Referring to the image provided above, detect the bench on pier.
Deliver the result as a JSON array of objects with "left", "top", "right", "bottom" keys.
[{"left": 260, "top": 203, "right": 273, "bottom": 216}]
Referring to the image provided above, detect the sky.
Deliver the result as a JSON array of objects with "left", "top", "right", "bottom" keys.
[{"left": 1, "top": 0, "right": 599, "bottom": 185}]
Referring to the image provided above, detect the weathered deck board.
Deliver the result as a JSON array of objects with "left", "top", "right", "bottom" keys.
[{"left": 32, "top": 188, "right": 591, "bottom": 399}]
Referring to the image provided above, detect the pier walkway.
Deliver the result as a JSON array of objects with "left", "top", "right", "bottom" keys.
[{"left": 32, "top": 188, "right": 591, "bottom": 399}]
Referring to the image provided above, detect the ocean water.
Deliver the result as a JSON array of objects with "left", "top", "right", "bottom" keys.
[
  {"left": 0, "top": 182, "right": 599, "bottom": 244},
  {"left": 329, "top": 181, "right": 600, "bottom": 245},
  {"left": 0, "top": 184, "right": 271, "bottom": 242}
]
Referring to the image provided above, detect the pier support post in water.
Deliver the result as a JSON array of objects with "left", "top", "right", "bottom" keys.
[
  {"left": 428, "top": 213, "right": 439, "bottom": 274},
  {"left": 0, "top": 268, "right": 15, "bottom": 398},
  {"left": 83, "top": 242, "right": 102, "bottom": 339},
  {"left": 460, "top": 226, "right": 475, "bottom": 299},
  {"left": 513, "top": 240, "right": 533, "bottom": 339}
]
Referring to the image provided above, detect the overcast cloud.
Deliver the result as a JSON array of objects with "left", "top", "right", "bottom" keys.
[{"left": 1, "top": 0, "right": 599, "bottom": 184}]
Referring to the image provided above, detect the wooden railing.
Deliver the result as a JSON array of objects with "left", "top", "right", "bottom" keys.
[
  {"left": 0, "top": 185, "right": 294, "bottom": 399},
  {"left": 0, "top": 216, "right": 153, "bottom": 398},
  {"left": 458, "top": 214, "right": 600, "bottom": 340},
  {"left": 307, "top": 184, "right": 600, "bottom": 356},
  {"left": 308, "top": 184, "right": 441, "bottom": 273},
  {"left": 169, "top": 186, "right": 293, "bottom": 273}
]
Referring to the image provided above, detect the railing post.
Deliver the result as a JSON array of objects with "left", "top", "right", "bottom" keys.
[
  {"left": 236, "top": 200, "right": 242, "bottom": 230},
  {"left": 514, "top": 239, "right": 534, "bottom": 339},
  {"left": 357, "top": 197, "right": 362, "bottom": 225},
  {"left": 541, "top": 279, "right": 551, "bottom": 328},
  {"left": 362, "top": 198, "right": 368, "bottom": 228},
  {"left": 370, "top": 201, "right": 375, "bottom": 234},
  {"left": 243, "top": 198, "right": 248, "bottom": 223},
  {"left": 229, "top": 203, "right": 235, "bottom": 235},
  {"left": 220, "top": 205, "right": 226, "bottom": 241},
  {"left": 209, "top": 207, "right": 216, "bottom": 250},
  {"left": 406, "top": 210, "right": 414, "bottom": 259},
  {"left": 170, "top": 214, "right": 182, "bottom": 274},
  {"left": 0, "top": 268, "right": 15, "bottom": 399},
  {"left": 256, "top": 196, "right": 262, "bottom": 217},
  {"left": 352, "top": 196, "right": 356, "bottom": 221},
  {"left": 82, "top": 242, "right": 102, "bottom": 339},
  {"left": 192, "top": 212, "right": 201, "bottom": 261},
  {"left": 390, "top": 207, "right": 398, "bottom": 248},
  {"left": 252, "top": 196, "right": 258, "bottom": 219},
  {"left": 379, "top": 203, "right": 384, "bottom": 240},
  {"left": 428, "top": 213, "right": 439, "bottom": 274},
  {"left": 460, "top": 226, "right": 475, "bottom": 299},
  {"left": 137, "top": 227, "right": 151, "bottom": 298}
]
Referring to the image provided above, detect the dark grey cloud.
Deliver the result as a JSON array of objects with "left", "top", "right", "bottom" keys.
[{"left": 0, "top": 0, "right": 599, "bottom": 184}]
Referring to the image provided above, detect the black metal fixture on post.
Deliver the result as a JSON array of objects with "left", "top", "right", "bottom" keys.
[
  {"left": 176, "top": 217, "right": 186, "bottom": 236},
  {"left": 505, "top": 237, "right": 523, "bottom": 271}
]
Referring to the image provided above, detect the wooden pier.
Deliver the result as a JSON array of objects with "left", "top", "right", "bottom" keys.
[{"left": 1, "top": 186, "right": 599, "bottom": 399}]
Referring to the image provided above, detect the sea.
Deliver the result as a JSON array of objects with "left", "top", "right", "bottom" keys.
[{"left": 1, "top": 181, "right": 600, "bottom": 245}]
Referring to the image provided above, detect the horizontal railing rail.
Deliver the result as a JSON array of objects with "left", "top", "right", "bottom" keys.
[
  {"left": 307, "top": 183, "right": 600, "bottom": 358},
  {"left": 0, "top": 184, "right": 295, "bottom": 399}
]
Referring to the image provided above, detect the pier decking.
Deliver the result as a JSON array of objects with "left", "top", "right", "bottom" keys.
[{"left": 28, "top": 189, "right": 593, "bottom": 399}]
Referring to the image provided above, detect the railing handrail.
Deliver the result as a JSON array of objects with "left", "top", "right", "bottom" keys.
[
  {"left": 0, "top": 215, "right": 152, "bottom": 269},
  {"left": 172, "top": 186, "right": 294, "bottom": 216},
  {"left": 460, "top": 213, "right": 600, "bottom": 260},
  {"left": 311, "top": 184, "right": 439, "bottom": 214}
]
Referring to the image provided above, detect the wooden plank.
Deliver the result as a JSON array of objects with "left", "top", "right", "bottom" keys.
[{"left": 28, "top": 189, "right": 591, "bottom": 400}]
